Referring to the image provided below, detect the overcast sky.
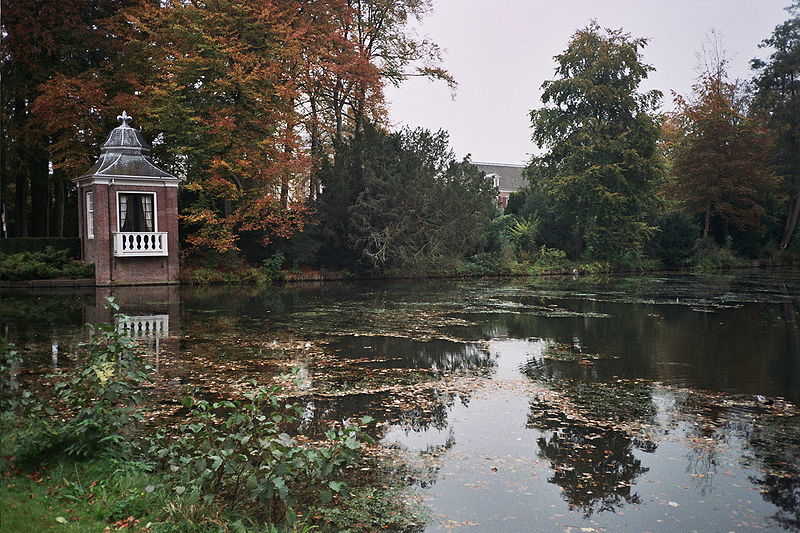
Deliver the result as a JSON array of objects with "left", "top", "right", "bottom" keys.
[{"left": 385, "top": 0, "right": 790, "bottom": 165}]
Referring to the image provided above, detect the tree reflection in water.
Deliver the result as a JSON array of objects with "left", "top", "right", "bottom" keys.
[
  {"left": 520, "top": 365, "right": 658, "bottom": 518},
  {"left": 292, "top": 387, "right": 467, "bottom": 491},
  {"left": 528, "top": 401, "right": 650, "bottom": 517},
  {"left": 327, "top": 336, "right": 496, "bottom": 375},
  {"left": 295, "top": 388, "right": 463, "bottom": 438},
  {"left": 748, "top": 415, "right": 800, "bottom": 530}
]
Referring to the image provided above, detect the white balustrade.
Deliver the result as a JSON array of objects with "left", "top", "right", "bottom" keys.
[
  {"left": 117, "top": 315, "right": 170, "bottom": 339},
  {"left": 113, "top": 231, "right": 168, "bottom": 256}
]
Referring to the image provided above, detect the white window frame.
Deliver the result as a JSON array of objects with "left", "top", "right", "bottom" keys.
[
  {"left": 115, "top": 191, "right": 158, "bottom": 232},
  {"left": 86, "top": 191, "right": 94, "bottom": 239}
]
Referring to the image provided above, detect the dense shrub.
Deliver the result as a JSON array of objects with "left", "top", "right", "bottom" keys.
[
  {"left": 0, "top": 237, "right": 80, "bottom": 257},
  {"left": 460, "top": 251, "right": 515, "bottom": 276},
  {"left": 148, "top": 388, "right": 373, "bottom": 524},
  {"left": 1, "top": 303, "right": 389, "bottom": 531},
  {"left": 647, "top": 212, "right": 700, "bottom": 268},
  {"left": 3, "top": 301, "right": 149, "bottom": 465},
  {"left": 504, "top": 190, "right": 529, "bottom": 216},
  {"left": 482, "top": 214, "right": 516, "bottom": 254},
  {"left": 183, "top": 250, "right": 279, "bottom": 284},
  {"left": 316, "top": 125, "right": 496, "bottom": 273},
  {"left": 0, "top": 246, "right": 93, "bottom": 280},
  {"left": 535, "top": 246, "right": 569, "bottom": 269},
  {"left": 506, "top": 215, "right": 541, "bottom": 257},
  {"left": 691, "top": 238, "right": 745, "bottom": 271}
]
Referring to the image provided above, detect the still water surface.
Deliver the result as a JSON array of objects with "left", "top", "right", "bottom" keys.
[{"left": 2, "top": 269, "right": 799, "bottom": 531}]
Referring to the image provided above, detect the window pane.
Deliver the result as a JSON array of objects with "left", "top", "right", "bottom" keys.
[
  {"left": 86, "top": 192, "right": 94, "bottom": 239},
  {"left": 119, "top": 193, "right": 155, "bottom": 232},
  {"left": 142, "top": 195, "right": 154, "bottom": 231}
]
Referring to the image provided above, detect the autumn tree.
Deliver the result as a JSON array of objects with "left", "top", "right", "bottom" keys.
[
  {"left": 527, "top": 22, "right": 663, "bottom": 262},
  {"left": 1, "top": 0, "right": 133, "bottom": 237},
  {"left": 33, "top": 0, "right": 324, "bottom": 253},
  {"left": 751, "top": 0, "right": 800, "bottom": 249},
  {"left": 668, "top": 61, "right": 779, "bottom": 242},
  {"left": 299, "top": 0, "right": 455, "bottom": 200},
  {"left": 322, "top": 0, "right": 454, "bottom": 141},
  {"left": 151, "top": 0, "right": 321, "bottom": 252},
  {"left": 24, "top": 0, "right": 452, "bottom": 256}
]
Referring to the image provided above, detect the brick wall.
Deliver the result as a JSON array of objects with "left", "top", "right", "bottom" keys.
[{"left": 87, "top": 182, "right": 180, "bottom": 286}]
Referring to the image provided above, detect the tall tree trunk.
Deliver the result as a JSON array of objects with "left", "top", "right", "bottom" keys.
[
  {"left": 0, "top": 121, "right": 6, "bottom": 240},
  {"left": 280, "top": 178, "right": 289, "bottom": 209},
  {"left": 308, "top": 93, "right": 321, "bottom": 201},
  {"left": 15, "top": 169, "right": 28, "bottom": 237},
  {"left": 703, "top": 201, "right": 712, "bottom": 239},
  {"left": 333, "top": 79, "right": 344, "bottom": 144},
  {"left": 54, "top": 170, "right": 65, "bottom": 237},
  {"left": 12, "top": 98, "right": 28, "bottom": 237},
  {"left": 280, "top": 174, "right": 290, "bottom": 210},
  {"left": 280, "top": 122, "right": 294, "bottom": 209},
  {"left": 781, "top": 191, "right": 800, "bottom": 249},
  {"left": 29, "top": 143, "right": 49, "bottom": 237},
  {"left": 0, "top": 76, "right": 6, "bottom": 239},
  {"left": 353, "top": 81, "right": 366, "bottom": 137}
]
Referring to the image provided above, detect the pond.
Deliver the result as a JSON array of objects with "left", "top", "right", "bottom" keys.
[{"left": 2, "top": 269, "right": 799, "bottom": 532}]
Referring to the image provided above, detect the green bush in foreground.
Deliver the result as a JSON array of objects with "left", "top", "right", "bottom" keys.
[
  {"left": 149, "top": 388, "right": 373, "bottom": 524},
  {"left": 2, "top": 300, "right": 148, "bottom": 465}
]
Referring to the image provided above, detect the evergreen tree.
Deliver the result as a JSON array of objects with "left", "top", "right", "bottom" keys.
[
  {"left": 317, "top": 124, "right": 496, "bottom": 271},
  {"left": 751, "top": 1, "right": 800, "bottom": 249},
  {"left": 527, "top": 22, "right": 663, "bottom": 262}
]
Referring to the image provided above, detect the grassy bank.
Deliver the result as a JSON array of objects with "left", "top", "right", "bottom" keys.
[
  {"left": 1, "top": 458, "right": 178, "bottom": 533},
  {"left": 180, "top": 237, "right": 800, "bottom": 286}
]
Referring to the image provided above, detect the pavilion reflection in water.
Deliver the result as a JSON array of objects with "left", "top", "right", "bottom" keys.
[
  {"left": 17, "top": 285, "right": 180, "bottom": 370},
  {"left": 102, "top": 286, "right": 180, "bottom": 369}
]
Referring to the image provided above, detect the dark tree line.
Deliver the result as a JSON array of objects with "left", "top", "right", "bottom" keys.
[{"left": 4, "top": 1, "right": 800, "bottom": 273}]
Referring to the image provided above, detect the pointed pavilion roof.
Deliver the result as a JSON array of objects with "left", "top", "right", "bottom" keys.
[{"left": 77, "top": 112, "right": 178, "bottom": 183}]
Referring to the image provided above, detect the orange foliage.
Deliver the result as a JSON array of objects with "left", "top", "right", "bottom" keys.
[
  {"left": 24, "top": 0, "right": 448, "bottom": 252},
  {"left": 667, "top": 69, "right": 780, "bottom": 237}
]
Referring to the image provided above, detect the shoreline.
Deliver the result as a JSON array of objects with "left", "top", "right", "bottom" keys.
[{"left": 0, "top": 260, "right": 792, "bottom": 289}]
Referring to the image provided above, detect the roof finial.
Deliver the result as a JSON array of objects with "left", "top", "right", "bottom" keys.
[{"left": 117, "top": 111, "right": 133, "bottom": 126}]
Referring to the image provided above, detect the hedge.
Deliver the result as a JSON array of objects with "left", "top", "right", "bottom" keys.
[{"left": 0, "top": 238, "right": 80, "bottom": 258}]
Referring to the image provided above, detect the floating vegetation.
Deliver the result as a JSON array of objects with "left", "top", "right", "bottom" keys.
[
  {"left": 539, "top": 341, "right": 620, "bottom": 362},
  {"left": 460, "top": 300, "right": 612, "bottom": 318}
]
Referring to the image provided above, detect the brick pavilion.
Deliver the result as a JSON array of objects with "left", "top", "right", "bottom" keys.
[{"left": 75, "top": 112, "right": 180, "bottom": 285}]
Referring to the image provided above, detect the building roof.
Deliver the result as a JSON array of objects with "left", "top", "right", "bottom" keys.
[
  {"left": 77, "top": 111, "right": 177, "bottom": 182},
  {"left": 474, "top": 162, "right": 527, "bottom": 193}
]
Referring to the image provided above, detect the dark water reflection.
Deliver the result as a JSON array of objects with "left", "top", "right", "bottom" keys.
[
  {"left": 326, "top": 336, "right": 496, "bottom": 374},
  {"left": 528, "top": 402, "right": 649, "bottom": 517},
  {"left": 2, "top": 269, "right": 800, "bottom": 531}
]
